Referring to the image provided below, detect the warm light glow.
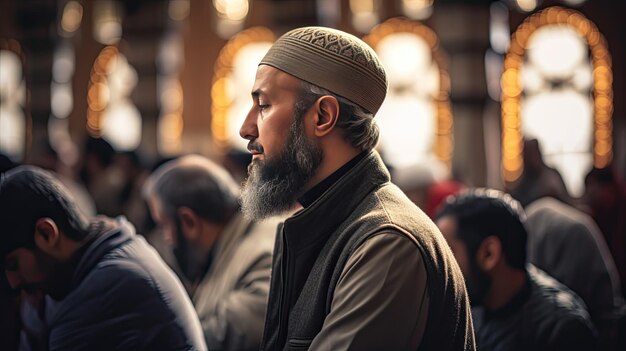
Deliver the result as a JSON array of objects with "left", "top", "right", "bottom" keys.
[
  {"left": 101, "top": 102, "right": 142, "bottom": 151},
  {"left": 490, "top": 2, "right": 510, "bottom": 54},
  {"left": 0, "top": 106, "right": 26, "bottom": 160},
  {"left": 0, "top": 45, "right": 27, "bottom": 161},
  {"left": 364, "top": 18, "right": 453, "bottom": 170},
  {"left": 61, "top": 1, "right": 83, "bottom": 34},
  {"left": 350, "top": 0, "right": 380, "bottom": 33},
  {"left": 521, "top": 65, "right": 544, "bottom": 93},
  {"left": 159, "top": 112, "right": 184, "bottom": 154},
  {"left": 501, "top": 6, "right": 613, "bottom": 186},
  {"left": 0, "top": 50, "right": 22, "bottom": 100},
  {"left": 350, "top": 0, "right": 376, "bottom": 12},
  {"left": 211, "top": 27, "right": 275, "bottom": 150},
  {"left": 377, "top": 33, "right": 431, "bottom": 89},
  {"left": 51, "top": 82, "right": 73, "bottom": 118},
  {"left": 169, "top": 0, "right": 190, "bottom": 21},
  {"left": 213, "top": 0, "right": 249, "bottom": 21},
  {"left": 52, "top": 44, "right": 75, "bottom": 84},
  {"left": 527, "top": 25, "right": 586, "bottom": 79},
  {"left": 516, "top": 0, "right": 538, "bottom": 13},
  {"left": 377, "top": 95, "right": 435, "bottom": 167},
  {"left": 522, "top": 91, "right": 593, "bottom": 153},
  {"left": 401, "top": 0, "right": 434, "bottom": 20},
  {"left": 87, "top": 46, "right": 142, "bottom": 150},
  {"left": 93, "top": 0, "right": 122, "bottom": 45}
]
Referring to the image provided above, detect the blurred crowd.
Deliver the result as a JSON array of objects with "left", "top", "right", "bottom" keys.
[{"left": 1, "top": 132, "right": 625, "bottom": 350}]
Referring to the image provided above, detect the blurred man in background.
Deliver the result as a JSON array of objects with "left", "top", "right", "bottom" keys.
[
  {"left": 526, "top": 196, "right": 625, "bottom": 349},
  {"left": 145, "top": 155, "right": 278, "bottom": 351},
  {"left": 436, "top": 189, "right": 597, "bottom": 351}
]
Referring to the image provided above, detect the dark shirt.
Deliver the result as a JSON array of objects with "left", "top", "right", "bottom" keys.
[
  {"left": 298, "top": 151, "right": 367, "bottom": 208},
  {"left": 48, "top": 217, "right": 207, "bottom": 350},
  {"left": 472, "top": 265, "right": 597, "bottom": 351}
]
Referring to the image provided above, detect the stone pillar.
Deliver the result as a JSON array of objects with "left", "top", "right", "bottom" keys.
[{"left": 432, "top": 2, "right": 491, "bottom": 187}]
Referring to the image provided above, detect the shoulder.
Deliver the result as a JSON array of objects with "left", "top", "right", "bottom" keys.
[
  {"left": 343, "top": 231, "right": 426, "bottom": 280},
  {"left": 67, "top": 238, "right": 185, "bottom": 312},
  {"left": 526, "top": 267, "right": 594, "bottom": 327}
]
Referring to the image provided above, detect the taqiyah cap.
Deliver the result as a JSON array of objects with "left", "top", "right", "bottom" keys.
[{"left": 260, "top": 26, "right": 387, "bottom": 115}]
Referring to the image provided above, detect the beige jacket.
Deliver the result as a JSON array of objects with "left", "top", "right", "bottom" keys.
[{"left": 191, "top": 214, "right": 279, "bottom": 351}]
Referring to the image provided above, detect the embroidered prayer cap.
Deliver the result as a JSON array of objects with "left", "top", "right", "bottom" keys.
[{"left": 260, "top": 26, "right": 388, "bottom": 115}]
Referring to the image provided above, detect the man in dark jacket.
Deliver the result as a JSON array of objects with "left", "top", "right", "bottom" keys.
[
  {"left": 0, "top": 166, "right": 206, "bottom": 351},
  {"left": 238, "top": 26, "right": 474, "bottom": 350},
  {"left": 436, "top": 189, "right": 597, "bottom": 351}
]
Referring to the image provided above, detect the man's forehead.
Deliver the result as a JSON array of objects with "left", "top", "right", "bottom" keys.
[{"left": 252, "top": 65, "right": 301, "bottom": 95}]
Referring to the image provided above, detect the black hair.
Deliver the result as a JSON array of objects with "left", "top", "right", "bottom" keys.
[
  {"left": 436, "top": 188, "right": 527, "bottom": 270},
  {"left": 0, "top": 166, "right": 91, "bottom": 258}
]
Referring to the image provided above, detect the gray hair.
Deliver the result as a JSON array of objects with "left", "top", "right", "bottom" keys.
[
  {"left": 298, "top": 81, "right": 380, "bottom": 151},
  {"left": 144, "top": 155, "right": 240, "bottom": 224}
]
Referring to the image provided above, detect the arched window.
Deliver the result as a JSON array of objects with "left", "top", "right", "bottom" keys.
[
  {"left": 87, "top": 46, "right": 142, "bottom": 151},
  {"left": 0, "top": 40, "right": 27, "bottom": 161},
  {"left": 211, "top": 27, "right": 275, "bottom": 151},
  {"left": 364, "top": 18, "right": 453, "bottom": 173},
  {"left": 502, "top": 6, "right": 612, "bottom": 196}
]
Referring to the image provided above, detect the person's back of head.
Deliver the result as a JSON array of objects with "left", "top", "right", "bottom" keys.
[
  {"left": 0, "top": 166, "right": 91, "bottom": 259},
  {"left": 146, "top": 155, "right": 240, "bottom": 225},
  {"left": 437, "top": 188, "right": 528, "bottom": 271}
]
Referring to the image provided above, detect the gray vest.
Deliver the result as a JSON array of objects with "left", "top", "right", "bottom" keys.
[{"left": 261, "top": 151, "right": 475, "bottom": 350}]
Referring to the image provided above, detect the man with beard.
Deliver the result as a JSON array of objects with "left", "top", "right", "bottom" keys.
[
  {"left": 238, "top": 26, "right": 474, "bottom": 350},
  {"left": 144, "top": 155, "right": 279, "bottom": 351},
  {"left": 0, "top": 166, "right": 206, "bottom": 350},
  {"left": 436, "top": 189, "right": 597, "bottom": 351}
]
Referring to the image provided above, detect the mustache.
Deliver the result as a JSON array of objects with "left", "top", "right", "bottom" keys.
[{"left": 247, "top": 141, "right": 264, "bottom": 154}]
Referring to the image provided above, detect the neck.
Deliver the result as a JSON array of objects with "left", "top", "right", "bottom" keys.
[
  {"left": 305, "top": 142, "right": 361, "bottom": 192},
  {"left": 484, "top": 266, "right": 527, "bottom": 311}
]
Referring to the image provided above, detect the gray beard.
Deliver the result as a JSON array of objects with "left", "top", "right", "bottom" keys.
[{"left": 241, "top": 109, "right": 323, "bottom": 220}]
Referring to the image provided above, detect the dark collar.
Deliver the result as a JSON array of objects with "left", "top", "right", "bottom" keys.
[
  {"left": 283, "top": 150, "right": 390, "bottom": 251},
  {"left": 485, "top": 270, "right": 532, "bottom": 319},
  {"left": 298, "top": 151, "right": 368, "bottom": 208}
]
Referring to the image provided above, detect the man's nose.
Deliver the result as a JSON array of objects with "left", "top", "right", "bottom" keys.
[
  {"left": 239, "top": 106, "right": 258, "bottom": 141},
  {"left": 5, "top": 271, "right": 24, "bottom": 290}
]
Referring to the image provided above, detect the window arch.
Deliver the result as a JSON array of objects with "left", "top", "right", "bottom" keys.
[
  {"left": 363, "top": 17, "right": 453, "bottom": 172},
  {"left": 87, "top": 45, "right": 142, "bottom": 151},
  {"left": 501, "top": 6, "right": 612, "bottom": 196},
  {"left": 211, "top": 27, "right": 275, "bottom": 151}
]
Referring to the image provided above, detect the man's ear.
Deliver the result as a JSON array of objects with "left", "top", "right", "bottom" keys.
[
  {"left": 177, "top": 207, "right": 201, "bottom": 240},
  {"left": 476, "top": 236, "right": 502, "bottom": 272},
  {"left": 34, "top": 218, "right": 61, "bottom": 254},
  {"left": 312, "top": 95, "right": 340, "bottom": 137}
]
